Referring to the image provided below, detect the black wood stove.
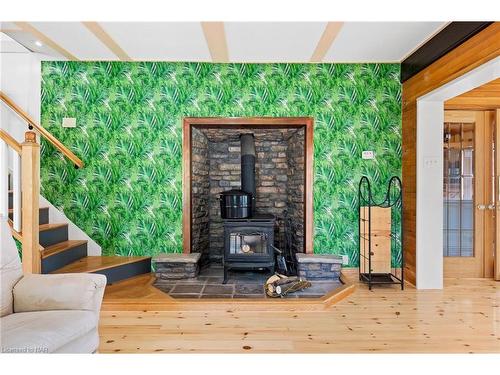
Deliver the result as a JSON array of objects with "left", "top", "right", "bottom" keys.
[
  {"left": 219, "top": 133, "right": 276, "bottom": 283},
  {"left": 222, "top": 214, "right": 275, "bottom": 283}
]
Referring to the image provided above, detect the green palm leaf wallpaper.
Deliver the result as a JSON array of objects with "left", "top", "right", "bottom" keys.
[{"left": 40, "top": 62, "right": 401, "bottom": 266}]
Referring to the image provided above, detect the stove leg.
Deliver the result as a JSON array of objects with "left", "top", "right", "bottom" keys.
[{"left": 223, "top": 267, "right": 228, "bottom": 284}]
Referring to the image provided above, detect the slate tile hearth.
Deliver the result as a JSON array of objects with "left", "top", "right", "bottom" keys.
[
  {"left": 153, "top": 266, "right": 342, "bottom": 299},
  {"left": 171, "top": 284, "right": 205, "bottom": 294}
]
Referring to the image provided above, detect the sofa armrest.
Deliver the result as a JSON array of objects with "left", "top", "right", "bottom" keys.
[{"left": 13, "top": 273, "right": 106, "bottom": 314}]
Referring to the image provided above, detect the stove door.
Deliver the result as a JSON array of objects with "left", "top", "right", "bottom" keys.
[{"left": 224, "top": 226, "right": 273, "bottom": 262}]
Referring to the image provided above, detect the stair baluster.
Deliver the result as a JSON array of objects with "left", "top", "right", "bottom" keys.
[
  {"left": 0, "top": 137, "right": 7, "bottom": 218},
  {"left": 12, "top": 148, "right": 21, "bottom": 232}
]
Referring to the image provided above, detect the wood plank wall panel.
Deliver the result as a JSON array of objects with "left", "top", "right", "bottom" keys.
[
  {"left": 404, "top": 23, "right": 500, "bottom": 102},
  {"left": 445, "top": 78, "right": 500, "bottom": 110},
  {"left": 401, "top": 101, "right": 417, "bottom": 285},
  {"left": 402, "top": 23, "right": 500, "bottom": 285}
]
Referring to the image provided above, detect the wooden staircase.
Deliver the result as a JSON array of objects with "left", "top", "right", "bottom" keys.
[
  {"left": 1, "top": 90, "right": 151, "bottom": 284},
  {"left": 7, "top": 189, "right": 151, "bottom": 284}
]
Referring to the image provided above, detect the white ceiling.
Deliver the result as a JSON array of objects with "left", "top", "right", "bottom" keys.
[
  {"left": 325, "top": 22, "right": 446, "bottom": 62},
  {"left": 0, "top": 21, "right": 447, "bottom": 63},
  {"left": 31, "top": 22, "right": 117, "bottom": 60},
  {"left": 0, "top": 32, "right": 29, "bottom": 53},
  {"left": 99, "top": 22, "right": 211, "bottom": 61},
  {"left": 225, "top": 22, "right": 328, "bottom": 62}
]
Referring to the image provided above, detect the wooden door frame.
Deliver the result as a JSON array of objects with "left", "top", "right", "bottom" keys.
[
  {"left": 484, "top": 110, "right": 496, "bottom": 278},
  {"left": 496, "top": 110, "right": 500, "bottom": 280},
  {"left": 182, "top": 117, "right": 314, "bottom": 254}
]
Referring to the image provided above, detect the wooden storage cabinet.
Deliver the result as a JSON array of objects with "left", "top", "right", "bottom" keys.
[{"left": 360, "top": 206, "right": 392, "bottom": 274}]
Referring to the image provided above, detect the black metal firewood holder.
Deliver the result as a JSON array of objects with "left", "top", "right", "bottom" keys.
[{"left": 358, "top": 176, "right": 404, "bottom": 290}]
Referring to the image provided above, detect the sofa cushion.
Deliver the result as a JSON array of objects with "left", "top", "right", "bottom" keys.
[
  {"left": 13, "top": 273, "right": 107, "bottom": 313},
  {"left": 0, "top": 215, "right": 23, "bottom": 317},
  {"left": 0, "top": 310, "right": 96, "bottom": 353},
  {"left": 54, "top": 328, "right": 99, "bottom": 353}
]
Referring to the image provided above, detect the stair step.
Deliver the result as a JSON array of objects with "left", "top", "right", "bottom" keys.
[
  {"left": 39, "top": 223, "right": 68, "bottom": 247},
  {"left": 8, "top": 207, "right": 49, "bottom": 225},
  {"left": 52, "top": 256, "right": 152, "bottom": 284},
  {"left": 41, "top": 240, "right": 88, "bottom": 274},
  {"left": 39, "top": 223, "right": 67, "bottom": 231},
  {"left": 41, "top": 240, "right": 88, "bottom": 258}
]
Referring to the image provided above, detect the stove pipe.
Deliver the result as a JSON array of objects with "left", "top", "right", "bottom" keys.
[{"left": 240, "top": 133, "right": 256, "bottom": 213}]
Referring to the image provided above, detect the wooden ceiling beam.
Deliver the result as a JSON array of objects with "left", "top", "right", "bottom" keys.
[
  {"left": 82, "top": 22, "right": 132, "bottom": 61},
  {"left": 310, "top": 22, "right": 343, "bottom": 62},
  {"left": 201, "top": 22, "right": 229, "bottom": 63}
]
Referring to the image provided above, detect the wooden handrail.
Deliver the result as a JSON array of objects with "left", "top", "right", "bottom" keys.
[
  {"left": 0, "top": 91, "right": 84, "bottom": 168},
  {"left": 0, "top": 129, "right": 21, "bottom": 154}
]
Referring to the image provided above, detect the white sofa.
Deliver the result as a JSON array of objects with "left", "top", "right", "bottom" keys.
[{"left": 0, "top": 216, "right": 106, "bottom": 353}]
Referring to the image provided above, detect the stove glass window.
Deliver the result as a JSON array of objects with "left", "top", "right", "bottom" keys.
[{"left": 229, "top": 232, "right": 267, "bottom": 255}]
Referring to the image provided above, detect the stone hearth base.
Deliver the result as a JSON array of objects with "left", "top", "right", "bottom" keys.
[
  {"left": 153, "top": 253, "right": 201, "bottom": 280},
  {"left": 153, "top": 266, "right": 343, "bottom": 299},
  {"left": 296, "top": 254, "right": 343, "bottom": 280}
]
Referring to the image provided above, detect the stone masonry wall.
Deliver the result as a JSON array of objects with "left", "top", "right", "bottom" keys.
[
  {"left": 190, "top": 127, "right": 305, "bottom": 264},
  {"left": 207, "top": 137, "right": 241, "bottom": 263},
  {"left": 190, "top": 128, "right": 210, "bottom": 264},
  {"left": 286, "top": 128, "right": 305, "bottom": 254},
  {"left": 204, "top": 128, "right": 290, "bottom": 263}
]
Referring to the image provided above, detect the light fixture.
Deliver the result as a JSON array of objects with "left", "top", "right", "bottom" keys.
[{"left": 34, "top": 40, "right": 43, "bottom": 47}]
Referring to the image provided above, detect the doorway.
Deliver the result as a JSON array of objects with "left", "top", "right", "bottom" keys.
[
  {"left": 415, "top": 56, "right": 500, "bottom": 289},
  {"left": 442, "top": 110, "right": 497, "bottom": 278}
]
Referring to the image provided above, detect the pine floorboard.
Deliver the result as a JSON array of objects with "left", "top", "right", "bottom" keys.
[{"left": 98, "top": 272, "right": 500, "bottom": 353}]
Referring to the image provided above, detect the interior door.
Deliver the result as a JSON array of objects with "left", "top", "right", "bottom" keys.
[
  {"left": 443, "top": 111, "right": 490, "bottom": 278},
  {"left": 496, "top": 110, "right": 500, "bottom": 280}
]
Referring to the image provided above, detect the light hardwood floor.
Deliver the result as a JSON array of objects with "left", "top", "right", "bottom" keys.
[{"left": 98, "top": 273, "right": 500, "bottom": 353}]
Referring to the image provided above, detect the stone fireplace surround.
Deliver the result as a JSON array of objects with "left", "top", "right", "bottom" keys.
[
  {"left": 184, "top": 118, "right": 314, "bottom": 267},
  {"left": 191, "top": 126, "right": 305, "bottom": 265}
]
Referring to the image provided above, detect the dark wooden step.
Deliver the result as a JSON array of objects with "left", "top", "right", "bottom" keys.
[
  {"left": 39, "top": 223, "right": 68, "bottom": 247},
  {"left": 52, "top": 256, "right": 152, "bottom": 284},
  {"left": 41, "top": 240, "right": 88, "bottom": 274},
  {"left": 9, "top": 207, "right": 49, "bottom": 225}
]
